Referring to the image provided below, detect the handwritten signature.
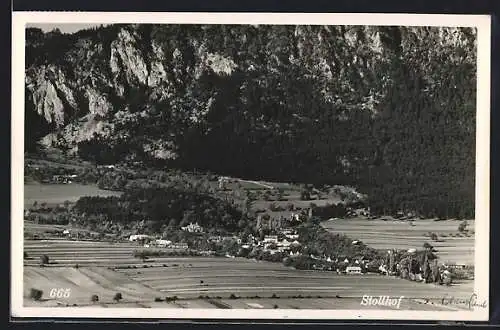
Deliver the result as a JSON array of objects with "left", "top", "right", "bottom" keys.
[{"left": 440, "top": 293, "right": 488, "bottom": 309}]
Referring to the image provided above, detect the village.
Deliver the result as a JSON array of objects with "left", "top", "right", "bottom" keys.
[
  {"left": 24, "top": 161, "right": 473, "bottom": 294},
  {"left": 58, "top": 208, "right": 463, "bottom": 285}
]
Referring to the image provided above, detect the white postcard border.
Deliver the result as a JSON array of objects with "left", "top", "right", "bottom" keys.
[{"left": 11, "top": 11, "right": 491, "bottom": 321}]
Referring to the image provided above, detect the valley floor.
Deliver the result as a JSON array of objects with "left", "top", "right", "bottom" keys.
[{"left": 23, "top": 239, "right": 474, "bottom": 311}]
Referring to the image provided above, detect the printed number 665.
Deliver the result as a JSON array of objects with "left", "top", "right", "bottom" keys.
[{"left": 49, "top": 288, "right": 71, "bottom": 298}]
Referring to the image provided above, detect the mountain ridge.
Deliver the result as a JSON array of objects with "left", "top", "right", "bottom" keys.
[{"left": 24, "top": 24, "right": 477, "bottom": 218}]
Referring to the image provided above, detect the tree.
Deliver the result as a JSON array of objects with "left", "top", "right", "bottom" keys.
[
  {"left": 431, "top": 261, "right": 441, "bottom": 283},
  {"left": 458, "top": 221, "right": 468, "bottom": 233},
  {"left": 300, "top": 189, "right": 311, "bottom": 201},
  {"left": 276, "top": 188, "right": 285, "bottom": 201},
  {"left": 40, "top": 254, "right": 49, "bottom": 265},
  {"left": 30, "top": 288, "right": 43, "bottom": 301},
  {"left": 113, "top": 292, "right": 123, "bottom": 302},
  {"left": 168, "top": 218, "right": 179, "bottom": 228}
]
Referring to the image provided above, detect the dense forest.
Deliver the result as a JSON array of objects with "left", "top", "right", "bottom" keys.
[
  {"left": 73, "top": 185, "right": 246, "bottom": 233},
  {"left": 25, "top": 24, "right": 477, "bottom": 218}
]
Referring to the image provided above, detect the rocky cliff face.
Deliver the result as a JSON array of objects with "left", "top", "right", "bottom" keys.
[{"left": 25, "top": 25, "right": 387, "bottom": 153}]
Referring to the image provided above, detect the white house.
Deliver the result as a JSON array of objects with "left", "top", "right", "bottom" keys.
[
  {"left": 208, "top": 235, "right": 222, "bottom": 243},
  {"left": 263, "top": 235, "right": 278, "bottom": 244},
  {"left": 277, "top": 239, "right": 291, "bottom": 248},
  {"left": 346, "top": 266, "right": 362, "bottom": 274},
  {"left": 129, "top": 234, "right": 150, "bottom": 242},
  {"left": 155, "top": 239, "right": 172, "bottom": 247},
  {"left": 181, "top": 222, "right": 204, "bottom": 233},
  {"left": 171, "top": 243, "right": 189, "bottom": 249},
  {"left": 225, "top": 236, "right": 242, "bottom": 244}
]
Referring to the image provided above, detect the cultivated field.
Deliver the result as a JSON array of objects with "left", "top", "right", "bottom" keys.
[
  {"left": 24, "top": 183, "right": 122, "bottom": 208},
  {"left": 322, "top": 218, "right": 475, "bottom": 265},
  {"left": 23, "top": 240, "right": 473, "bottom": 310}
]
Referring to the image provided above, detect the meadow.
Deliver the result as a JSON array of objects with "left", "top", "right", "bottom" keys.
[
  {"left": 24, "top": 183, "right": 122, "bottom": 208},
  {"left": 322, "top": 218, "right": 475, "bottom": 265}
]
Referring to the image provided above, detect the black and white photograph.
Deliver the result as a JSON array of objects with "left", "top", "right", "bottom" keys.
[{"left": 11, "top": 12, "right": 491, "bottom": 321}]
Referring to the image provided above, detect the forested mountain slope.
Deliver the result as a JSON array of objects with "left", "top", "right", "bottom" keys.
[{"left": 24, "top": 24, "right": 477, "bottom": 218}]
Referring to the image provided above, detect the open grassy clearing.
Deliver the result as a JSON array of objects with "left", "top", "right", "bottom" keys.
[
  {"left": 322, "top": 218, "right": 475, "bottom": 265},
  {"left": 116, "top": 257, "right": 473, "bottom": 300},
  {"left": 23, "top": 266, "right": 171, "bottom": 307},
  {"left": 24, "top": 183, "right": 122, "bottom": 208},
  {"left": 26, "top": 157, "right": 90, "bottom": 170},
  {"left": 24, "top": 221, "right": 102, "bottom": 237},
  {"left": 24, "top": 240, "right": 194, "bottom": 267}
]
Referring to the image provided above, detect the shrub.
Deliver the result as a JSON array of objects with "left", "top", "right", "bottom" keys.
[
  {"left": 40, "top": 254, "right": 49, "bottom": 265},
  {"left": 423, "top": 242, "right": 433, "bottom": 250},
  {"left": 91, "top": 294, "right": 99, "bottom": 303},
  {"left": 271, "top": 293, "right": 279, "bottom": 299},
  {"left": 165, "top": 295, "right": 178, "bottom": 302},
  {"left": 113, "top": 292, "right": 123, "bottom": 302},
  {"left": 300, "top": 189, "right": 311, "bottom": 201},
  {"left": 30, "top": 288, "right": 43, "bottom": 301},
  {"left": 458, "top": 221, "right": 468, "bottom": 233},
  {"left": 74, "top": 264, "right": 79, "bottom": 269},
  {"left": 229, "top": 293, "right": 238, "bottom": 299},
  {"left": 24, "top": 251, "right": 28, "bottom": 259},
  {"left": 430, "top": 233, "right": 438, "bottom": 241},
  {"left": 442, "top": 276, "right": 452, "bottom": 286},
  {"left": 154, "top": 297, "right": 163, "bottom": 302},
  {"left": 273, "top": 304, "right": 279, "bottom": 309}
]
